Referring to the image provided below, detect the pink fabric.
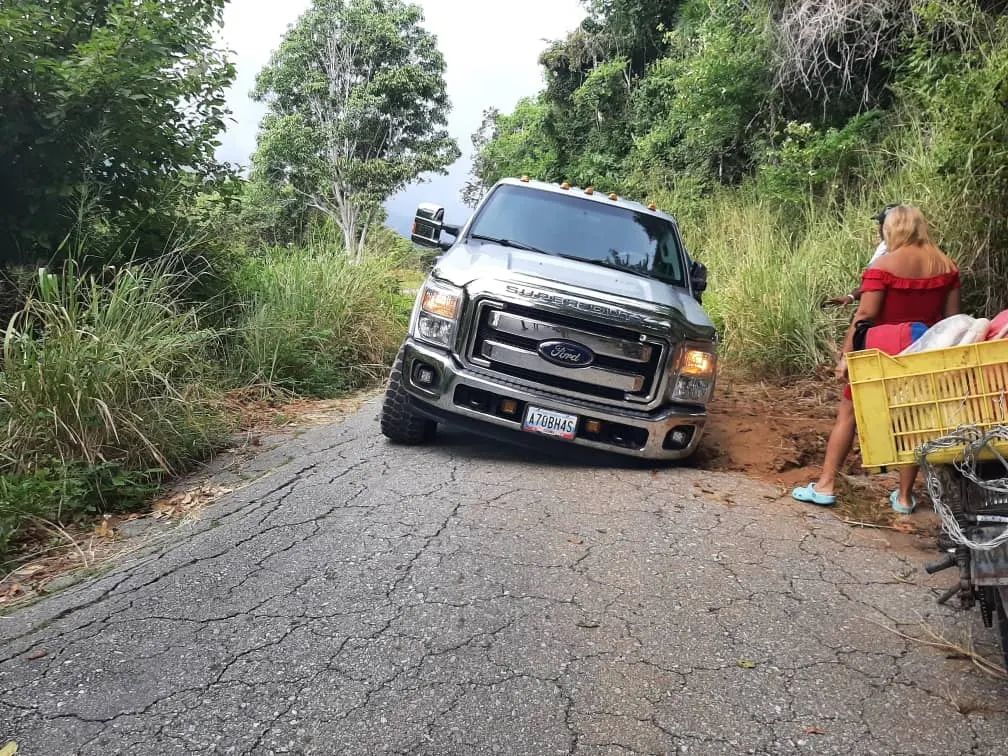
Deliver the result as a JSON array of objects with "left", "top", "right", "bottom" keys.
[{"left": 988, "top": 310, "right": 1008, "bottom": 340}]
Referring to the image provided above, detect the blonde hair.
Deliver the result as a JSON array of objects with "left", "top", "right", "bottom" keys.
[{"left": 883, "top": 205, "right": 934, "bottom": 252}]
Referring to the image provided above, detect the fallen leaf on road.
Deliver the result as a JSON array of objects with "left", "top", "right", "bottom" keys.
[
  {"left": 576, "top": 621, "right": 601, "bottom": 629},
  {"left": 26, "top": 649, "right": 47, "bottom": 661},
  {"left": 1, "top": 741, "right": 18, "bottom": 756},
  {"left": 1, "top": 583, "right": 24, "bottom": 602},
  {"left": 152, "top": 484, "right": 233, "bottom": 521},
  {"left": 804, "top": 727, "right": 827, "bottom": 735},
  {"left": 567, "top": 537, "right": 584, "bottom": 545},
  {"left": 736, "top": 659, "right": 758, "bottom": 669}
]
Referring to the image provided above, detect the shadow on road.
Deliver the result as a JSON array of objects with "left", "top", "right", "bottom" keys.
[{"left": 426, "top": 422, "right": 681, "bottom": 471}]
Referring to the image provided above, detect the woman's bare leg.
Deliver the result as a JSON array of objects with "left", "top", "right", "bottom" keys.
[
  {"left": 815, "top": 399, "right": 856, "bottom": 495},
  {"left": 897, "top": 465, "right": 918, "bottom": 508}
]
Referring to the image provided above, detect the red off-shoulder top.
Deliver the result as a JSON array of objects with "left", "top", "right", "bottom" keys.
[{"left": 860, "top": 268, "right": 960, "bottom": 327}]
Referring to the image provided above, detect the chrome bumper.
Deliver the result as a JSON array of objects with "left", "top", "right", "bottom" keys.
[{"left": 401, "top": 339, "right": 707, "bottom": 460}]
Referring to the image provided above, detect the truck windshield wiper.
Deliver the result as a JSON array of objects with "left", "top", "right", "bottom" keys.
[{"left": 469, "top": 234, "right": 552, "bottom": 256}]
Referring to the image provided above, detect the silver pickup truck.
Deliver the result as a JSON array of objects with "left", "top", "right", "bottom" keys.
[{"left": 380, "top": 177, "right": 717, "bottom": 460}]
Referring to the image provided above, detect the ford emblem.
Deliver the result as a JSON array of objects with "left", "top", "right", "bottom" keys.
[{"left": 538, "top": 340, "right": 596, "bottom": 368}]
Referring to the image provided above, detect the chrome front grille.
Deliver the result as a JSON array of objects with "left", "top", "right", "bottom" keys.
[{"left": 467, "top": 300, "right": 668, "bottom": 404}]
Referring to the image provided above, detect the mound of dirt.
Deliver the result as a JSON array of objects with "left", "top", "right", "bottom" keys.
[
  {"left": 698, "top": 371, "right": 943, "bottom": 545},
  {"left": 698, "top": 372, "right": 839, "bottom": 487}
]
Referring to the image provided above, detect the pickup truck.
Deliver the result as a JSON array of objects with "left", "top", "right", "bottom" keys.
[{"left": 380, "top": 177, "right": 717, "bottom": 460}]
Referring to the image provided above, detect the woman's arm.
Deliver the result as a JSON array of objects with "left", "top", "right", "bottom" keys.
[{"left": 943, "top": 286, "right": 961, "bottom": 319}]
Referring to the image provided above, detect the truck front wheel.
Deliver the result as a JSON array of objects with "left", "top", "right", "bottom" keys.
[{"left": 380, "top": 350, "right": 437, "bottom": 445}]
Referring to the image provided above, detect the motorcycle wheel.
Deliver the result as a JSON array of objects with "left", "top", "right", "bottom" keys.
[{"left": 995, "top": 587, "right": 1008, "bottom": 671}]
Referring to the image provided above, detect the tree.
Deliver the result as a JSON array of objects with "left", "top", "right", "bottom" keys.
[
  {"left": 468, "top": 98, "right": 561, "bottom": 190},
  {"left": 0, "top": 0, "right": 234, "bottom": 266},
  {"left": 461, "top": 107, "right": 500, "bottom": 209},
  {"left": 582, "top": 0, "right": 687, "bottom": 73},
  {"left": 250, "top": 0, "right": 459, "bottom": 261}
]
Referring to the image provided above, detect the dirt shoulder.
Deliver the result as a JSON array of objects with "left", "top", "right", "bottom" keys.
[{"left": 698, "top": 371, "right": 943, "bottom": 552}]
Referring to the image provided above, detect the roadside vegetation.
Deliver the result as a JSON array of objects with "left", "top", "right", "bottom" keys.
[
  {"left": 466, "top": 0, "right": 1008, "bottom": 375},
  {"left": 0, "top": 0, "right": 452, "bottom": 566}
]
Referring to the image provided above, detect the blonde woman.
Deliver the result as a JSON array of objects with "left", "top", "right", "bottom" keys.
[{"left": 793, "top": 205, "right": 961, "bottom": 513}]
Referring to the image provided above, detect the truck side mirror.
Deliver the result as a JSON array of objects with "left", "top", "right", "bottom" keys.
[
  {"left": 411, "top": 203, "right": 445, "bottom": 248},
  {"left": 690, "top": 260, "right": 708, "bottom": 303}
]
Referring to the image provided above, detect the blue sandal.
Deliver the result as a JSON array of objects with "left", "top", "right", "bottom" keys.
[
  {"left": 890, "top": 490, "right": 917, "bottom": 515},
  {"left": 792, "top": 483, "right": 836, "bottom": 507}
]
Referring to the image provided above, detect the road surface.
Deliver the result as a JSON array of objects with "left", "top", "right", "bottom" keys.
[{"left": 2, "top": 401, "right": 1008, "bottom": 754}]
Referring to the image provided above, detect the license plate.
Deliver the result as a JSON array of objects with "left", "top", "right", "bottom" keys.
[{"left": 522, "top": 406, "right": 578, "bottom": 440}]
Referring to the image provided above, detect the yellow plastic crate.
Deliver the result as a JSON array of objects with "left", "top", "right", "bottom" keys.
[{"left": 848, "top": 339, "right": 1008, "bottom": 471}]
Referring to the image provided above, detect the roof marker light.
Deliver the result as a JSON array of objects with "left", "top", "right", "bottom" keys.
[
  {"left": 609, "top": 193, "right": 618, "bottom": 201},
  {"left": 648, "top": 202, "right": 657, "bottom": 211},
  {"left": 561, "top": 182, "right": 571, "bottom": 190},
  {"left": 584, "top": 186, "right": 594, "bottom": 195},
  {"left": 520, "top": 175, "right": 530, "bottom": 183}
]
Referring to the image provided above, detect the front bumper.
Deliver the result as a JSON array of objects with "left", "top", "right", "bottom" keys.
[{"left": 401, "top": 339, "right": 707, "bottom": 460}]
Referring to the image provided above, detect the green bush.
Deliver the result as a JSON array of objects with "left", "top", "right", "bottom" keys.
[
  {"left": 0, "top": 261, "right": 228, "bottom": 562},
  {"left": 230, "top": 239, "right": 410, "bottom": 397},
  {"left": 1, "top": 263, "right": 226, "bottom": 475},
  {"left": 0, "top": 464, "right": 159, "bottom": 561},
  {"left": 757, "top": 113, "right": 883, "bottom": 206}
]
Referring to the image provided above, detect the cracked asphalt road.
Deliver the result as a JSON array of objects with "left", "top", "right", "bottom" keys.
[{"left": 3, "top": 401, "right": 1008, "bottom": 755}]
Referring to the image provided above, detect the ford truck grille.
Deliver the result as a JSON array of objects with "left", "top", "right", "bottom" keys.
[{"left": 467, "top": 301, "right": 668, "bottom": 404}]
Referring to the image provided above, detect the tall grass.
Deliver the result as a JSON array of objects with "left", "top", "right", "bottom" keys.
[
  {"left": 1, "top": 263, "right": 225, "bottom": 474},
  {"left": 0, "top": 262, "right": 226, "bottom": 560},
  {"left": 655, "top": 126, "right": 975, "bottom": 376},
  {"left": 670, "top": 192, "right": 859, "bottom": 375},
  {"left": 0, "top": 237, "right": 416, "bottom": 562},
  {"left": 230, "top": 242, "right": 410, "bottom": 396}
]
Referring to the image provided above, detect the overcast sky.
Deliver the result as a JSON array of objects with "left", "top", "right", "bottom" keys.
[{"left": 217, "top": 0, "right": 585, "bottom": 233}]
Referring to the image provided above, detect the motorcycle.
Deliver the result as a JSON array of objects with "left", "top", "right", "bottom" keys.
[{"left": 918, "top": 428, "right": 1008, "bottom": 668}]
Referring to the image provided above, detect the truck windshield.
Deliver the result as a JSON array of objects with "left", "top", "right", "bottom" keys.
[{"left": 468, "top": 184, "right": 686, "bottom": 286}]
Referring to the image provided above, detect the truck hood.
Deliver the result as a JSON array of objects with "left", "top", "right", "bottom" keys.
[{"left": 433, "top": 240, "right": 716, "bottom": 335}]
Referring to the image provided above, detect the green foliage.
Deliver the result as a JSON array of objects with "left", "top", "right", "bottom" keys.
[
  {"left": 564, "top": 57, "right": 634, "bottom": 186},
  {"left": 471, "top": 98, "right": 561, "bottom": 189},
  {"left": 629, "top": 1, "right": 772, "bottom": 188},
  {"left": 249, "top": 0, "right": 459, "bottom": 259},
  {"left": 891, "top": 14, "right": 1008, "bottom": 311},
  {"left": 0, "top": 263, "right": 226, "bottom": 475},
  {"left": 0, "top": 0, "right": 235, "bottom": 267},
  {"left": 230, "top": 238, "right": 409, "bottom": 396},
  {"left": 758, "top": 113, "right": 883, "bottom": 205},
  {"left": 0, "top": 464, "right": 158, "bottom": 561},
  {"left": 583, "top": 0, "right": 687, "bottom": 72}
]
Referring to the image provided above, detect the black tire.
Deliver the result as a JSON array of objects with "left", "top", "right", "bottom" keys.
[
  {"left": 380, "top": 350, "right": 437, "bottom": 445},
  {"left": 995, "top": 587, "right": 1008, "bottom": 671}
]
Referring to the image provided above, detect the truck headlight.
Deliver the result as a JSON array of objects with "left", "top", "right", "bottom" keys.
[
  {"left": 670, "top": 345, "right": 717, "bottom": 404},
  {"left": 413, "top": 280, "right": 463, "bottom": 349}
]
